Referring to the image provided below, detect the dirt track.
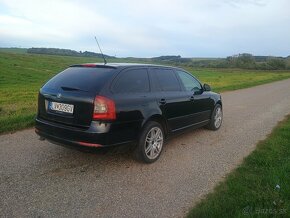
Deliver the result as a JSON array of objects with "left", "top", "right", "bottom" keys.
[{"left": 1, "top": 79, "right": 290, "bottom": 217}]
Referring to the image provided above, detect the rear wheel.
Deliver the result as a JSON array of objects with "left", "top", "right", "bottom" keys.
[
  {"left": 206, "top": 104, "right": 223, "bottom": 130},
  {"left": 134, "top": 121, "right": 164, "bottom": 163}
]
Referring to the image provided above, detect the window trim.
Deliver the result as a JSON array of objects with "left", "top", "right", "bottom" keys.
[{"left": 110, "top": 67, "right": 151, "bottom": 94}]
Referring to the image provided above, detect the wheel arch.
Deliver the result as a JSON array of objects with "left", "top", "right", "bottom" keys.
[
  {"left": 142, "top": 114, "right": 169, "bottom": 137},
  {"left": 213, "top": 93, "right": 222, "bottom": 108},
  {"left": 209, "top": 95, "right": 222, "bottom": 118},
  {"left": 216, "top": 99, "right": 222, "bottom": 107}
]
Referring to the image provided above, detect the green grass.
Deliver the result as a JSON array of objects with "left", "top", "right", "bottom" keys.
[
  {"left": 1, "top": 52, "right": 290, "bottom": 134},
  {"left": 188, "top": 115, "right": 290, "bottom": 218}
]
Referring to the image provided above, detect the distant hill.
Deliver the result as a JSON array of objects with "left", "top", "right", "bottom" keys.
[
  {"left": 27, "top": 47, "right": 114, "bottom": 58},
  {"left": 152, "top": 55, "right": 181, "bottom": 61},
  {"left": 151, "top": 55, "right": 193, "bottom": 64},
  {"left": 0, "top": 47, "right": 27, "bottom": 54}
]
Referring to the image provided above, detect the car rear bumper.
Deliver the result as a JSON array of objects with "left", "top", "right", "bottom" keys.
[{"left": 35, "top": 117, "right": 140, "bottom": 148}]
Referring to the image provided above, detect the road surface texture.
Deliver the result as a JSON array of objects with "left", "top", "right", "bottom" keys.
[{"left": 1, "top": 79, "right": 290, "bottom": 218}]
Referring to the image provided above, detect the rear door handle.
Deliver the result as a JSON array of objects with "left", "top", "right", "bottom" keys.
[
  {"left": 159, "top": 99, "right": 166, "bottom": 105},
  {"left": 189, "top": 95, "right": 194, "bottom": 101}
]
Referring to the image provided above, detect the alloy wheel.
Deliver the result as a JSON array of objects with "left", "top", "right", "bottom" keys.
[
  {"left": 144, "top": 127, "right": 163, "bottom": 160},
  {"left": 214, "top": 107, "right": 222, "bottom": 128}
]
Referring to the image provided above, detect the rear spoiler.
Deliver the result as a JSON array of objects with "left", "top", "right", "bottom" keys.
[{"left": 70, "top": 64, "right": 116, "bottom": 69}]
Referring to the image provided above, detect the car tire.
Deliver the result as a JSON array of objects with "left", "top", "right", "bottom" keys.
[
  {"left": 134, "top": 121, "right": 164, "bottom": 163},
  {"left": 206, "top": 104, "right": 223, "bottom": 130}
]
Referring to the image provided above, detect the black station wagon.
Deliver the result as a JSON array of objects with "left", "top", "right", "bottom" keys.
[{"left": 35, "top": 63, "right": 222, "bottom": 163}]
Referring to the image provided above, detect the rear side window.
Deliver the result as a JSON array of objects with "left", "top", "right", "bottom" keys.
[
  {"left": 153, "top": 69, "right": 181, "bottom": 91},
  {"left": 113, "top": 68, "right": 149, "bottom": 93},
  {"left": 43, "top": 67, "right": 115, "bottom": 92}
]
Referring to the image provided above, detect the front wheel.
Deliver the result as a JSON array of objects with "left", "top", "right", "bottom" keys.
[
  {"left": 206, "top": 104, "right": 223, "bottom": 130},
  {"left": 134, "top": 121, "right": 164, "bottom": 163}
]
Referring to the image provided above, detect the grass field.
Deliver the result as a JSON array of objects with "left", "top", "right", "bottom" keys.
[
  {"left": 1, "top": 51, "right": 290, "bottom": 134},
  {"left": 187, "top": 115, "right": 290, "bottom": 217}
]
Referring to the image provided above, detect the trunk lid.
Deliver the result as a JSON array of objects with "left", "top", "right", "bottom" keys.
[{"left": 37, "top": 66, "right": 115, "bottom": 127}]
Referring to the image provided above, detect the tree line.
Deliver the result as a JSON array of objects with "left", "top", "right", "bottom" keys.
[
  {"left": 155, "top": 53, "right": 289, "bottom": 70},
  {"left": 27, "top": 47, "right": 114, "bottom": 58}
]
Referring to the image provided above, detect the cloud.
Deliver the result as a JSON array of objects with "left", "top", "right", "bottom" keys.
[
  {"left": 0, "top": 0, "right": 289, "bottom": 57},
  {"left": 222, "top": 0, "right": 268, "bottom": 7}
]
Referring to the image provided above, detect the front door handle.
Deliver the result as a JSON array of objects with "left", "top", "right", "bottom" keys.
[
  {"left": 159, "top": 99, "right": 166, "bottom": 105},
  {"left": 189, "top": 95, "right": 194, "bottom": 101}
]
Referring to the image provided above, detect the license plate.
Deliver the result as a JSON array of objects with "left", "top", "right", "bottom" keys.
[{"left": 49, "top": 102, "right": 74, "bottom": 114}]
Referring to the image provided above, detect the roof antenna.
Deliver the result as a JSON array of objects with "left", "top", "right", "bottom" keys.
[{"left": 94, "top": 36, "right": 107, "bottom": 65}]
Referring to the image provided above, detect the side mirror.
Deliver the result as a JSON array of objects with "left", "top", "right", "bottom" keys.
[{"left": 203, "top": 83, "right": 211, "bottom": 91}]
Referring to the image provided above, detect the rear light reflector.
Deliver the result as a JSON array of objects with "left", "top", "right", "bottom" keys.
[
  {"left": 78, "top": 141, "right": 102, "bottom": 147},
  {"left": 93, "top": 96, "right": 116, "bottom": 120}
]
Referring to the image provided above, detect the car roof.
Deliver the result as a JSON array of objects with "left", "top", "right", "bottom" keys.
[{"left": 70, "top": 62, "right": 180, "bottom": 70}]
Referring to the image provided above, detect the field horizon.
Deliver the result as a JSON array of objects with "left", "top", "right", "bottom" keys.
[{"left": 1, "top": 46, "right": 289, "bottom": 60}]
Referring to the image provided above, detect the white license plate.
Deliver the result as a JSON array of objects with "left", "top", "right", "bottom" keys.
[{"left": 49, "top": 102, "right": 74, "bottom": 114}]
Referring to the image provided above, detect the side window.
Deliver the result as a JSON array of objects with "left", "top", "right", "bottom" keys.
[
  {"left": 176, "top": 70, "right": 202, "bottom": 93},
  {"left": 113, "top": 68, "right": 149, "bottom": 93},
  {"left": 153, "top": 69, "right": 181, "bottom": 91}
]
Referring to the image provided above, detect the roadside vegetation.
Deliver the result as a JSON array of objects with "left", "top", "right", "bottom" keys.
[
  {"left": 1, "top": 50, "right": 290, "bottom": 134},
  {"left": 188, "top": 115, "right": 290, "bottom": 218}
]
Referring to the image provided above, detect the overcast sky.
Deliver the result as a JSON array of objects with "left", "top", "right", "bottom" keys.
[{"left": 0, "top": 0, "right": 289, "bottom": 57}]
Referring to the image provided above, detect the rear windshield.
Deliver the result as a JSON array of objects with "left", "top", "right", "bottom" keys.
[{"left": 43, "top": 67, "right": 115, "bottom": 92}]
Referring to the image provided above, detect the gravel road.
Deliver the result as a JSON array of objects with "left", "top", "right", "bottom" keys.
[{"left": 1, "top": 79, "right": 290, "bottom": 218}]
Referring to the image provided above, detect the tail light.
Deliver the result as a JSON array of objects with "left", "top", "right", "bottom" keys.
[{"left": 93, "top": 96, "right": 116, "bottom": 120}]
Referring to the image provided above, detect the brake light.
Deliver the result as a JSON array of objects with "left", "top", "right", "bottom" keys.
[
  {"left": 82, "top": 64, "right": 96, "bottom": 67},
  {"left": 93, "top": 96, "right": 116, "bottom": 120}
]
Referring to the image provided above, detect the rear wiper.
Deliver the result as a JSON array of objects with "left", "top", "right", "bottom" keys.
[{"left": 61, "top": 86, "right": 88, "bottom": 92}]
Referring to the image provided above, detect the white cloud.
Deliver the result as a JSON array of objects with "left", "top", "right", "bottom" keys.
[{"left": 0, "top": 0, "right": 289, "bottom": 57}]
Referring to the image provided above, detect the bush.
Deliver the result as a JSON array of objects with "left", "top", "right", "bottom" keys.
[{"left": 266, "top": 58, "right": 286, "bottom": 70}]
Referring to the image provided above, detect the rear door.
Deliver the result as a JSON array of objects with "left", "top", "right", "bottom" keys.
[
  {"left": 175, "top": 70, "right": 212, "bottom": 124},
  {"left": 110, "top": 67, "right": 154, "bottom": 123},
  {"left": 38, "top": 66, "right": 116, "bottom": 128},
  {"left": 149, "top": 68, "right": 193, "bottom": 131},
  {"left": 109, "top": 67, "right": 155, "bottom": 141}
]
